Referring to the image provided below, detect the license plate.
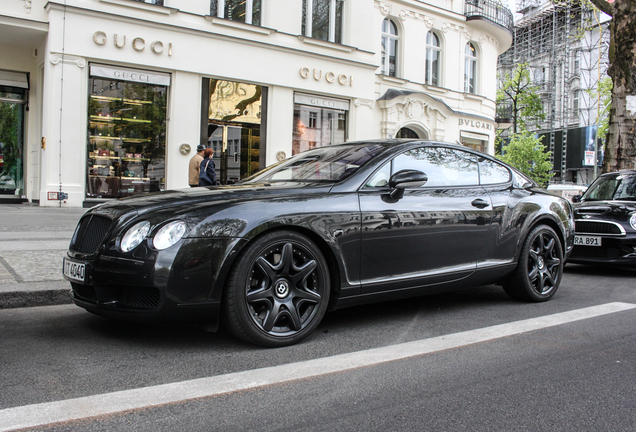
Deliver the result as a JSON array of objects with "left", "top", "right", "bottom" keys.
[
  {"left": 63, "top": 258, "right": 86, "bottom": 283},
  {"left": 574, "top": 235, "right": 602, "bottom": 247}
]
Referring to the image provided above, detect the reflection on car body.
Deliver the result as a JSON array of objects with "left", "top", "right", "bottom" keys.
[
  {"left": 64, "top": 140, "right": 574, "bottom": 347},
  {"left": 569, "top": 170, "right": 636, "bottom": 266}
]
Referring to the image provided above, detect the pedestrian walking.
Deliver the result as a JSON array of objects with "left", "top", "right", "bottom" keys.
[
  {"left": 189, "top": 144, "right": 205, "bottom": 187},
  {"left": 199, "top": 148, "right": 217, "bottom": 186}
]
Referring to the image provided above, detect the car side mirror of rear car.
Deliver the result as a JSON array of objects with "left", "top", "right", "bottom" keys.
[
  {"left": 385, "top": 170, "right": 428, "bottom": 201},
  {"left": 572, "top": 195, "right": 582, "bottom": 203}
]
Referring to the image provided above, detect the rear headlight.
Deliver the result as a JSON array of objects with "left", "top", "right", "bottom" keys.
[
  {"left": 152, "top": 221, "right": 187, "bottom": 250},
  {"left": 120, "top": 221, "right": 150, "bottom": 252}
]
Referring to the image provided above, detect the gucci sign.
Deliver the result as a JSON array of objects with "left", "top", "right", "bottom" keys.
[
  {"left": 93, "top": 31, "right": 173, "bottom": 56},
  {"left": 299, "top": 67, "right": 353, "bottom": 86}
]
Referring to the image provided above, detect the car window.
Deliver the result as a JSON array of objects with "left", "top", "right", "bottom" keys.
[
  {"left": 479, "top": 158, "right": 511, "bottom": 185},
  {"left": 583, "top": 174, "right": 636, "bottom": 201},
  {"left": 392, "top": 147, "right": 479, "bottom": 187}
]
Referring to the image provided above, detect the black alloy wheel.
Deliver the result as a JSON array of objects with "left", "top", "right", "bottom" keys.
[
  {"left": 224, "top": 230, "right": 330, "bottom": 347},
  {"left": 504, "top": 224, "right": 563, "bottom": 302}
]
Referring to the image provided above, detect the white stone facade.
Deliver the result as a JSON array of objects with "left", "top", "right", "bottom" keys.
[{"left": 0, "top": 0, "right": 511, "bottom": 207}]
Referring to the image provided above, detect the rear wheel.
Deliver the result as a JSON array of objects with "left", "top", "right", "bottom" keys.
[
  {"left": 504, "top": 224, "right": 563, "bottom": 302},
  {"left": 224, "top": 231, "right": 330, "bottom": 347}
]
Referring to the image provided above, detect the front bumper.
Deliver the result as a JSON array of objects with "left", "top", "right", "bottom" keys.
[
  {"left": 567, "top": 235, "right": 636, "bottom": 265},
  {"left": 64, "top": 237, "right": 246, "bottom": 326}
]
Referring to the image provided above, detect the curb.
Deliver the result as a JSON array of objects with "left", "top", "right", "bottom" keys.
[{"left": 0, "top": 281, "right": 72, "bottom": 309}]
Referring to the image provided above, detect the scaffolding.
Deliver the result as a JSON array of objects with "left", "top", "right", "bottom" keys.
[{"left": 498, "top": 0, "right": 610, "bottom": 183}]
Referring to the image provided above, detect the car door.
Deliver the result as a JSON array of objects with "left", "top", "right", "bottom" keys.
[{"left": 358, "top": 145, "right": 493, "bottom": 294}]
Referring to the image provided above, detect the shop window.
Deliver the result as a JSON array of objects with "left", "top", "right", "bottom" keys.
[
  {"left": 425, "top": 31, "right": 441, "bottom": 86},
  {"left": 381, "top": 18, "right": 399, "bottom": 77},
  {"left": 292, "top": 94, "right": 349, "bottom": 155},
  {"left": 86, "top": 67, "right": 168, "bottom": 199},
  {"left": 0, "top": 78, "right": 26, "bottom": 197},
  {"left": 302, "top": 0, "right": 344, "bottom": 44},
  {"left": 464, "top": 42, "right": 477, "bottom": 94},
  {"left": 211, "top": 0, "right": 261, "bottom": 26}
]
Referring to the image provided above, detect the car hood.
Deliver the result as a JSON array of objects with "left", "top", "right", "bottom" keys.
[
  {"left": 573, "top": 200, "right": 636, "bottom": 220},
  {"left": 87, "top": 182, "right": 334, "bottom": 220}
]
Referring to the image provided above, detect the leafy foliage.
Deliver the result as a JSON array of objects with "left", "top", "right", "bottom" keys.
[
  {"left": 497, "top": 130, "right": 554, "bottom": 186},
  {"left": 497, "top": 63, "right": 546, "bottom": 134}
]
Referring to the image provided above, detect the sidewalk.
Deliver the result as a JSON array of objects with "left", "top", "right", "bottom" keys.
[{"left": 0, "top": 203, "right": 88, "bottom": 308}]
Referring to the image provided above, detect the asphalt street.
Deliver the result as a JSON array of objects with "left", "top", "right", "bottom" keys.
[{"left": 0, "top": 261, "right": 635, "bottom": 431}]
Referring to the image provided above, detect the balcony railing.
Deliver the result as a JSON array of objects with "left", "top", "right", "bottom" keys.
[
  {"left": 464, "top": 0, "right": 514, "bottom": 35},
  {"left": 495, "top": 101, "right": 514, "bottom": 129}
]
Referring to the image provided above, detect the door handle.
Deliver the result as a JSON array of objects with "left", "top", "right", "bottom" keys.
[{"left": 471, "top": 198, "right": 490, "bottom": 209}]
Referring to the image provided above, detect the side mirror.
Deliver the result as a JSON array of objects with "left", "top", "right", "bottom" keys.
[
  {"left": 387, "top": 170, "right": 428, "bottom": 200},
  {"left": 572, "top": 195, "right": 582, "bottom": 203}
]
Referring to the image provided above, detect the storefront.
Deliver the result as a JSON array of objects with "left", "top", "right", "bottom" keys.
[
  {"left": 0, "top": 70, "right": 27, "bottom": 202},
  {"left": 86, "top": 64, "right": 169, "bottom": 199},
  {"left": 292, "top": 93, "right": 348, "bottom": 155}
]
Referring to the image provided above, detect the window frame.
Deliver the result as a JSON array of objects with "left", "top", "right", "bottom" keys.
[
  {"left": 302, "top": 0, "right": 344, "bottom": 44},
  {"left": 464, "top": 42, "right": 478, "bottom": 94},
  {"left": 211, "top": 0, "right": 261, "bottom": 25},
  {"left": 381, "top": 18, "right": 399, "bottom": 77},
  {"left": 425, "top": 31, "right": 441, "bottom": 86}
]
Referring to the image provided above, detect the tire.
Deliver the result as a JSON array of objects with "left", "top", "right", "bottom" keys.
[
  {"left": 223, "top": 230, "right": 330, "bottom": 347},
  {"left": 503, "top": 224, "right": 564, "bottom": 302}
]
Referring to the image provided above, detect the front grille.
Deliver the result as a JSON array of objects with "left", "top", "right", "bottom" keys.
[
  {"left": 72, "top": 283, "right": 160, "bottom": 310},
  {"left": 570, "top": 246, "right": 621, "bottom": 259},
  {"left": 575, "top": 221, "right": 622, "bottom": 235},
  {"left": 70, "top": 215, "right": 112, "bottom": 253}
]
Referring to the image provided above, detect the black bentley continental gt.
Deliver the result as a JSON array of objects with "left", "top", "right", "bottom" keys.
[
  {"left": 569, "top": 170, "right": 636, "bottom": 266},
  {"left": 63, "top": 140, "right": 574, "bottom": 347}
]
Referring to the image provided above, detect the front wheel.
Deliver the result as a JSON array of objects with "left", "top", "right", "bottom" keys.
[
  {"left": 503, "top": 224, "right": 564, "bottom": 302},
  {"left": 224, "top": 231, "right": 330, "bottom": 347}
]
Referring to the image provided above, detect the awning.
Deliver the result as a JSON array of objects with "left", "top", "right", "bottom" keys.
[{"left": 0, "top": 70, "right": 29, "bottom": 89}]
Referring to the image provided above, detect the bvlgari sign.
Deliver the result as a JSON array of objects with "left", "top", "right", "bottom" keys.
[{"left": 458, "top": 118, "right": 493, "bottom": 131}]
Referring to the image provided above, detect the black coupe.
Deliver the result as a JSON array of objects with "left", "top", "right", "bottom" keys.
[
  {"left": 569, "top": 170, "right": 636, "bottom": 266},
  {"left": 63, "top": 140, "right": 574, "bottom": 347}
]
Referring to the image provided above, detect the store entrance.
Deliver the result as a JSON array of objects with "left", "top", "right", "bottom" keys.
[
  {"left": 0, "top": 81, "right": 26, "bottom": 199},
  {"left": 202, "top": 78, "right": 265, "bottom": 184},
  {"left": 207, "top": 121, "right": 260, "bottom": 184}
]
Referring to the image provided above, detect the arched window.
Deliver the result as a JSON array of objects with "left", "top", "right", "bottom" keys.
[
  {"left": 465, "top": 42, "right": 478, "bottom": 93},
  {"left": 425, "top": 31, "right": 440, "bottom": 86},
  {"left": 381, "top": 19, "right": 398, "bottom": 77}
]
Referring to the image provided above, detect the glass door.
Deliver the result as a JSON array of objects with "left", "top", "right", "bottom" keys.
[
  {"left": 207, "top": 122, "right": 260, "bottom": 184},
  {"left": 0, "top": 87, "right": 26, "bottom": 197}
]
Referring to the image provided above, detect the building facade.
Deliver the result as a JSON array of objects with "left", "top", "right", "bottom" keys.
[
  {"left": 497, "top": 0, "right": 611, "bottom": 185},
  {"left": 0, "top": 0, "right": 512, "bottom": 207}
]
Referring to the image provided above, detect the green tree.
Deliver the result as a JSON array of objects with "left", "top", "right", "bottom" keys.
[
  {"left": 497, "top": 130, "right": 554, "bottom": 186},
  {"left": 587, "top": 0, "right": 636, "bottom": 172},
  {"left": 497, "top": 63, "right": 546, "bottom": 134}
]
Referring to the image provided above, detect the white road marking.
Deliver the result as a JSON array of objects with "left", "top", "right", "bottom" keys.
[{"left": 1, "top": 302, "right": 634, "bottom": 431}]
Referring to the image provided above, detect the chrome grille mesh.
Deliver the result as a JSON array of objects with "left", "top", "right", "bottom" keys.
[{"left": 70, "top": 215, "right": 112, "bottom": 254}]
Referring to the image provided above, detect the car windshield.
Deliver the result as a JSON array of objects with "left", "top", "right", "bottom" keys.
[
  {"left": 243, "top": 144, "right": 385, "bottom": 183},
  {"left": 582, "top": 173, "right": 636, "bottom": 201}
]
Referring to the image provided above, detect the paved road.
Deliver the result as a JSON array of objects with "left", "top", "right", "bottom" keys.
[{"left": 0, "top": 264, "right": 634, "bottom": 431}]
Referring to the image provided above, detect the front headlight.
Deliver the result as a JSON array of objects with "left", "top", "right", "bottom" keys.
[
  {"left": 152, "top": 221, "right": 187, "bottom": 250},
  {"left": 630, "top": 213, "right": 636, "bottom": 230},
  {"left": 120, "top": 221, "right": 150, "bottom": 252}
]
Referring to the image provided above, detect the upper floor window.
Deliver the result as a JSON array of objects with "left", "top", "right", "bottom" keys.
[
  {"left": 134, "top": 0, "right": 164, "bottom": 4},
  {"left": 425, "top": 31, "right": 440, "bottom": 86},
  {"left": 302, "top": 0, "right": 344, "bottom": 44},
  {"left": 211, "top": 0, "right": 262, "bottom": 26},
  {"left": 381, "top": 19, "right": 398, "bottom": 77},
  {"left": 464, "top": 42, "right": 477, "bottom": 93}
]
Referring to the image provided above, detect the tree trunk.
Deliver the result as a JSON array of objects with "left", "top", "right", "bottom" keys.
[{"left": 603, "top": 0, "right": 636, "bottom": 172}]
